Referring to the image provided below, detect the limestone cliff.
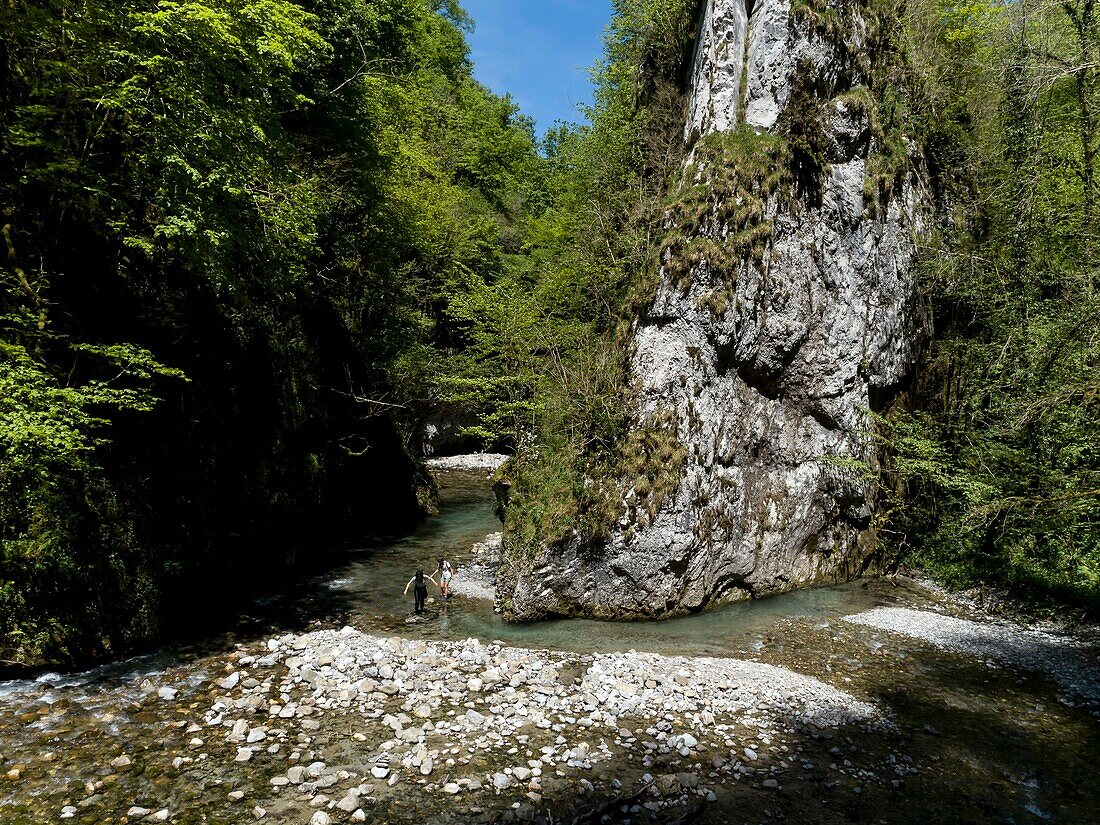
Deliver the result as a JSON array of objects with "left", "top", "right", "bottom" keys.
[{"left": 504, "top": 0, "right": 933, "bottom": 620}]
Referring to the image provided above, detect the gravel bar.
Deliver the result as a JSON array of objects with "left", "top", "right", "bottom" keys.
[
  {"left": 844, "top": 607, "right": 1100, "bottom": 702},
  {"left": 424, "top": 454, "right": 509, "bottom": 471},
  {"left": 257, "top": 626, "right": 885, "bottom": 731}
]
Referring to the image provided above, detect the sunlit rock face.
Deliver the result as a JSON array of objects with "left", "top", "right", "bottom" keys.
[{"left": 506, "top": 0, "right": 933, "bottom": 620}]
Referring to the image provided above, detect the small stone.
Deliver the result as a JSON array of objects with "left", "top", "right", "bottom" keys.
[
  {"left": 4, "top": 768, "right": 19, "bottom": 781},
  {"left": 443, "top": 783, "right": 461, "bottom": 794},
  {"left": 310, "top": 812, "right": 331, "bottom": 825},
  {"left": 743, "top": 748, "right": 758, "bottom": 761},
  {"left": 762, "top": 779, "right": 779, "bottom": 789},
  {"left": 336, "top": 793, "right": 360, "bottom": 813},
  {"left": 467, "top": 678, "right": 484, "bottom": 693},
  {"left": 676, "top": 772, "right": 699, "bottom": 790},
  {"left": 246, "top": 729, "right": 267, "bottom": 744},
  {"left": 287, "top": 766, "right": 306, "bottom": 784},
  {"left": 126, "top": 808, "right": 151, "bottom": 818},
  {"left": 157, "top": 686, "right": 178, "bottom": 701},
  {"left": 150, "top": 811, "right": 169, "bottom": 822},
  {"left": 350, "top": 811, "right": 367, "bottom": 823},
  {"left": 655, "top": 775, "right": 681, "bottom": 796},
  {"left": 218, "top": 672, "right": 241, "bottom": 690},
  {"left": 228, "top": 791, "right": 246, "bottom": 802},
  {"left": 110, "top": 755, "right": 132, "bottom": 771},
  {"left": 60, "top": 807, "right": 77, "bottom": 820},
  {"left": 253, "top": 808, "right": 267, "bottom": 820},
  {"left": 420, "top": 758, "right": 433, "bottom": 776},
  {"left": 492, "top": 773, "right": 514, "bottom": 790},
  {"left": 235, "top": 748, "right": 253, "bottom": 763}
]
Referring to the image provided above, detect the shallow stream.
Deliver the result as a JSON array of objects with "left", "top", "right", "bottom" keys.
[
  {"left": 285, "top": 470, "right": 897, "bottom": 658},
  {"left": 0, "top": 469, "right": 1097, "bottom": 824}
]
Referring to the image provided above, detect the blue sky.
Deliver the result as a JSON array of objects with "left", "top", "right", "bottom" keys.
[{"left": 460, "top": 0, "right": 613, "bottom": 135}]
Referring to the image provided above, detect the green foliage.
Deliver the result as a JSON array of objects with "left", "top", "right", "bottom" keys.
[
  {"left": 0, "top": 338, "right": 184, "bottom": 475},
  {"left": 0, "top": 0, "right": 547, "bottom": 664},
  {"left": 867, "top": 0, "right": 1100, "bottom": 614}
]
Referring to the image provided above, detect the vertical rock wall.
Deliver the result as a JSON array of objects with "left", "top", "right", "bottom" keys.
[{"left": 505, "top": 0, "right": 932, "bottom": 620}]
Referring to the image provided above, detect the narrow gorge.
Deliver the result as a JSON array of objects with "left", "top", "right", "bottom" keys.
[
  {"left": 502, "top": 0, "right": 934, "bottom": 622},
  {"left": 4, "top": 0, "right": 1100, "bottom": 822}
]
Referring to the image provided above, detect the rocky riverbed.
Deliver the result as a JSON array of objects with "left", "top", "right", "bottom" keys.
[
  {"left": 3, "top": 584, "right": 1096, "bottom": 825},
  {"left": 0, "top": 470, "right": 1098, "bottom": 825},
  {"left": 180, "top": 627, "right": 885, "bottom": 823}
]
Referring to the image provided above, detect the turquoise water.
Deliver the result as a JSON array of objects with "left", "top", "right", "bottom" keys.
[
  {"left": 305, "top": 469, "right": 900, "bottom": 658},
  {"left": 0, "top": 469, "right": 934, "bottom": 695}
]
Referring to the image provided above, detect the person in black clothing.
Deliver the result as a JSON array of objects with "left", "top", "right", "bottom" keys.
[{"left": 403, "top": 568, "right": 437, "bottom": 615}]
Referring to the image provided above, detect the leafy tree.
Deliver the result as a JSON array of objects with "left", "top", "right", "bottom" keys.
[
  {"left": 0, "top": 0, "right": 548, "bottom": 665},
  {"left": 878, "top": 0, "right": 1100, "bottom": 614}
]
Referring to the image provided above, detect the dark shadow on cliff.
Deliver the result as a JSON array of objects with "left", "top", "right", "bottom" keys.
[{"left": 0, "top": 468, "right": 497, "bottom": 687}]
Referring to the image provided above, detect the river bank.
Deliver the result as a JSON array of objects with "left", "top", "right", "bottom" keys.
[{"left": 4, "top": 598, "right": 1095, "bottom": 824}]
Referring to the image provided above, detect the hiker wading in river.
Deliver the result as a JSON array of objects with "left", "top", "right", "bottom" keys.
[
  {"left": 404, "top": 568, "right": 437, "bottom": 615},
  {"left": 436, "top": 555, "right": 455, "bottom": 601}
]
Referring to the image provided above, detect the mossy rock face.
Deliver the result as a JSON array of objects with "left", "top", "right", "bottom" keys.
[
  {"left": 660, "top": 127, "right": 791, "bottom": 294},
  {"left": 789, "top": 0, "right": 917, "bottom": 216},
  {"left": 497, "top": 407, "right": 688, "bottom": 607},
  {"left": 612, "top": 408, "right": 690, "bottom": 533},
  {"left": 499, "top": 0, "right": 936, "bottom": 623}
]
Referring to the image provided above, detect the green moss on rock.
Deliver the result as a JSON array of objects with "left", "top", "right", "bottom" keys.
[{"left": 660, "top": 127, "right": 791, "bottom": 293}]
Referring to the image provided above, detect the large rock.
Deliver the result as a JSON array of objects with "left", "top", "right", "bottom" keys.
[{"left": 505, "top": 0, "right": 932, "bottom": 620}]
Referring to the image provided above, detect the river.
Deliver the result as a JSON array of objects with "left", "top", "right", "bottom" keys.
[{"left": 0, "top": 468, "right": 1097, "bottom": 824}]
